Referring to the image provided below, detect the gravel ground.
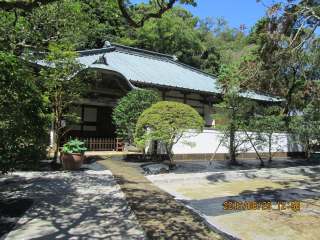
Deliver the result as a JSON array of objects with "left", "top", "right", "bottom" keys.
[
  {"left": 0, "top": 169, "right": 145, "bottom": 240},
  {"left": 147, "top": 165, "right": 320, "bottom": 240}
]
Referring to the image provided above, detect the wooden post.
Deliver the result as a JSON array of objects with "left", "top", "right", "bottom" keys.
[
  {"left": 162, "top": 90, "right": 166, "bottom": 100},
  {"left": 183, "top": 92, "right": 187, "bottom": 104}
]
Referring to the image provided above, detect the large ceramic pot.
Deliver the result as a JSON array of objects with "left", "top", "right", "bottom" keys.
[{"left": 61, "top": 153, "right": 84, "bottom": 170}]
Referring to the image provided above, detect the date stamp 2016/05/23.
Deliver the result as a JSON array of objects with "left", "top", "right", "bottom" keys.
[{"left": 223, "top": 200, "right": 301, "bottom": 212}]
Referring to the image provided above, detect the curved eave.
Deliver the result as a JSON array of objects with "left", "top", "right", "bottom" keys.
[{"left": 89, "top": 63, "right": 136, "bottom": 90}]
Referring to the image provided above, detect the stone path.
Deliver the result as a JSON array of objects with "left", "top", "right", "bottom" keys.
[
  {"left": 100, "top": 159, "right": 223, "bottom": 240},
  {"left": 1, "top": 170, "right": 145, "bottom": 240},
  {"left": 148, "top": 165, "right": 320, "bottom": 240}
]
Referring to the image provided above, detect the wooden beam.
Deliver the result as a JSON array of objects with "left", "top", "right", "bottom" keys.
[{"left": 163, "top": 94, "right": 205, "bottom": 102}]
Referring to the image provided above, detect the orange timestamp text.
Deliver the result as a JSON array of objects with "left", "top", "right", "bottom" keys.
[{"left": 223, "top": 200, "right": 301, "bottom": 212}]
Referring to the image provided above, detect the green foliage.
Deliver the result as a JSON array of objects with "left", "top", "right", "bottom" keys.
[
  {"left": 0, "top": 0, "right": 319, "bottom": 164},
  {"left": 245, "top": 13, "right": 320, "bottom": 116},
  {"left": 0, "top": 0, "right": 253, "bottom": 75},
  {"left": 252, "top": 106, "right": 284, "bottom": 134},
  {"left": 40, "top": 43, "right": 87, "bottom": 160},
  {"left": 135, "top": 101, "right": 204, "bottom": 163},
  {"left": 0, "top": 52, "right": 48, "bottom": 174},
  {"left": 62, "top": 139, "right": 87, "bottom": 154},
  {"left": 0, "top": 0, "right": 127, "bottom": 53},
  {"left": 290, "top": 102, "right": 320, "bottom": 159},
  {"left": 250, "top": 106, "right": 285, "bottom": 161},
  {"left": 119, "top": 7, "right": 250, "bottom": 75},
  {"left": 112, "top": 89, "right": 160, "bottom": 143},
  {"left": 214, "top": 63, "right": 257, "bottom": 164}
]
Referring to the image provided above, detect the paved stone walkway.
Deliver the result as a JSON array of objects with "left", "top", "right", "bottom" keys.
[
  {"left": 1, "top": 170, "right": 145, "bottom": 240},
  {"left": 148, "top": 165, "right": 320, "bottom": 240},
  {"left": 101, "top": 159, "right": 223, "bottom": 240}
]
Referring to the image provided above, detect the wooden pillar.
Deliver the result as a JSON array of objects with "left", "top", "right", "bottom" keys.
[
  {"left": 183, "top": 92, "right": 187, "bottom": 104},
  {"left": 162, "top": 90, "right": 166, "bottom": 100}
]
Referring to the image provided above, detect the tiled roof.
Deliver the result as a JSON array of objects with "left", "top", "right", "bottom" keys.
[
  {"left": 36, "top": 43, "right": 283, "bottom": 102},
  {"left": 77, "top": 43, "right": 221, "bottom": 94}
]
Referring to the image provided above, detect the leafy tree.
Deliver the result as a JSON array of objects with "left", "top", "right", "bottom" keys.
[
  {"left": 214, "top": 63, "right": 260, "bottom": 165},
  {"left": 246, "top": 9, "right": 320, "bottom": 117},
  {"left": 0, "top": 0, "right": 124, "bottom": 53},
  {"left": 0, "top": 0, "right": 197, "bottom": 29},
  {"left": 290, "top": 100, "right": 320, "bottom": 160},
  {"left": 40, "top": 43, "right": 87, "bottom": 162},
  {"left": 120, "top": 8, "right": 204, "bottom": 69},
  {"left": 112, "top": 89, "right": 160, "bottom": 144},
  {"left": 0, "top": 52, "right": 48, "bottom": 173},
  {"left": 120, "top": 7, "right": 251, "bottom": 75},
  {"left": 135, "top": 101, "right": 204, "bottom": 166},
  {"left": 251, "top": 106, "right": 285, "bottom": 162},
  {"left": 0, "top": 0, "right": 198, "bottom": 53},
  {"left": 257, "top": 0, "right": 320, "bottom": 49},
  {"left": 0, "top": 0, "right": 250, "bottom": 74}
]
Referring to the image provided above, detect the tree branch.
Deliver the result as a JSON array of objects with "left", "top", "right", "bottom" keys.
[
  {"left": 0, "top": 0, "right": 58, "bottom": 11},
  {"left": 117, "top": 0, "right": 179, "bottom": 28},
  {"left": 1, "top": 0, "right": 189, "bottom": 29}
]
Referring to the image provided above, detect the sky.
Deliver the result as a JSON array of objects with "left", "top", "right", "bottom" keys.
[
  {"left": 182, "top": 0, "right": 271, "bottom": 30},
  {"left": 132, "top": 0, "right": 275, "bottom": 30}
]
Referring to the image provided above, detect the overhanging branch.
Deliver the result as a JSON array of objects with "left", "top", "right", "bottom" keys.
[
  {"left": 0, "top": 0, "right": 58, "bottom": 11},
  {"left": 117, "top": 0, "right": 178, "bottom": 28},
  {"left": 1, "top": 0, "right": 185, "bottom": 28}
]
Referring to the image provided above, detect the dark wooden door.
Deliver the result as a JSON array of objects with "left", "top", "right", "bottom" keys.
[{"left": 97, "top": 106, "right": 116, "bottom": 138}]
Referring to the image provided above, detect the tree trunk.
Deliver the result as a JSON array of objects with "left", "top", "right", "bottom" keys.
[
  {"left": 151, "top": 140, "right": 159, "bottom": 161},
  {"left": 52, "top": 114, "right": 61, "bottom": 164},
  {"left": 268, "top": 134, "right": 272, "bottom": 163},
  {"left": 245, "top": 131, "right": 264, "bottom": 167},
  {"left": 305, "top": 138, "right": 311, "bottom": 160},
  {"left": 229, "top": 123, "right": 238, "bottom": 165},
  {"left": 165, "top": 144, "right": 175, "bottom": 169}
]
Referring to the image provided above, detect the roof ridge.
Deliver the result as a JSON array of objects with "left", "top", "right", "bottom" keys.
[
  {"left": 77, "top": 47, "right": 116, "bottom": 56},
  {"left": 111, "top": 43, "right": 218, "bottom": 80},
  {"left": 76, "top": 43, "right": 216, "bottom": 80},
  {"left": 167, "top": 59, "right": 218, "bottom": 79},
  {"left": 112, "top": 43, "right": 175, "bottom": 60}
]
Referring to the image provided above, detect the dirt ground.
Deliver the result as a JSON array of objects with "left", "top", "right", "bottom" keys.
[
  {"left": 148, "top": 165, "right": 320, "bottom": 240},
  {"left": 100, "top": 159, "right": 224, "bottom": 240}
]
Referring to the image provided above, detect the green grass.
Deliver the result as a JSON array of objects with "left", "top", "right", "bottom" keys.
[{"left": 100, "top": 159, "right": 223, "bottom": 240}]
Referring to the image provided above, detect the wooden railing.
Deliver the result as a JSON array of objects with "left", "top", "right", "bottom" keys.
[{"left": 79, "top": 137, "right": 124, "bottom": 151}]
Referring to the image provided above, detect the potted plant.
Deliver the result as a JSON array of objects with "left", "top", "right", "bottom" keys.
[{"left": 61, "top": 139, "right": 87, "bottom": 170}]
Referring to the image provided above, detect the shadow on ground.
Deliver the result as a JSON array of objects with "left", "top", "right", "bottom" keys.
[
  {"left": 101, "top": 159, "right": 225, "bottom": 240},
  {"left": 171, "top": 158, "right": 320, "bottom": 174},
  {"left": 171, "top": 166, "right": 320, "bottom": 218},
  {"left": 1, "top": 171, "right": 144, "bottom": 240},
  {"left": 0, "top": 198, "right": 33, "bottom": 237}
]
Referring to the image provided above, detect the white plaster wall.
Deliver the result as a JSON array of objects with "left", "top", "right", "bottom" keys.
[{"left": 157, "top": 129, "right": 303, "bottom": 154}]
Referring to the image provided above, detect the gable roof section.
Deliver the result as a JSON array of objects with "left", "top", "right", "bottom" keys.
[
  {"left": 78, "top": 44, "right": 221, "bottom": 94},
  {"left": 38, "top": 43, "right": 283, "bottom": 102}
]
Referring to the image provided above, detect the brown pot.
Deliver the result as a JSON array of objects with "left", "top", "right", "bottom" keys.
[{"left": 61, "top": 153, "right": 84, "bottom": 170}]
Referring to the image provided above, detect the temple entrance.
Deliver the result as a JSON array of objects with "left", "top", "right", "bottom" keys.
[
  {"left": 60, "top": 68, "right": 131, "bottom": 150},
  {"left": 67, "top": 105, "right": 116, "bottom": 139}
]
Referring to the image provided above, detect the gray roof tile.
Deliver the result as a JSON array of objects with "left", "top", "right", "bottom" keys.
[{"left": 36, "top": 43, "right": 283, "bottom": 102}]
